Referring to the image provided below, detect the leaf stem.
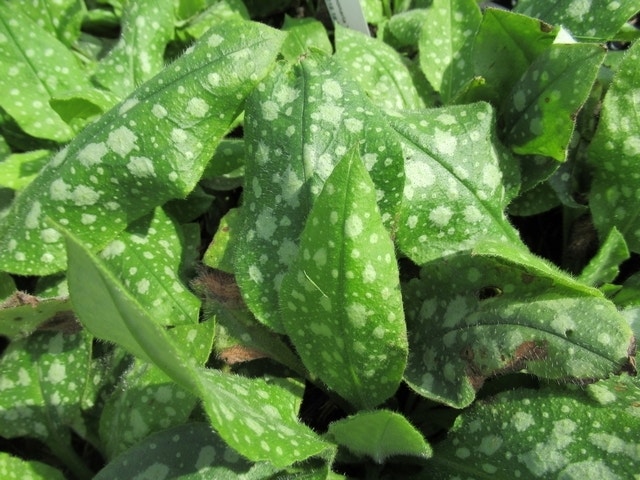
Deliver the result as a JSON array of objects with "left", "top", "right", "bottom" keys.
[{"left": 46, "top": 437, "right": 94, "bottom": 480}]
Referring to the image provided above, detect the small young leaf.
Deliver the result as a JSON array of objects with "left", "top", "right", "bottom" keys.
[
  {"left": 578, "top": 227, "right": 630, "bottom": 286},
  {"left": 327, "top": 410, "right": 432, "bottom": 464},
  {"left": 202, "top": 208, "right": 241, "bottom": 273},
  {"left": 196, "top": 369, "right": 336, "bottom": 468},
  {"left": 588, "top": 41, "right": 640, "bottom": 253},
  {"left": 0, "top": 452, "right": 65, "bottom": 480},
  {"left": 0, "top": 3, "right": 89, "bottom": 142},
  {"left": 515, "top": 0, "right": 640, "bottom": 41},
  {"left": 0, "top": 18, "right": 285, "bottom": 275},
  {"left": 392, "top": 102, "right": 522, "bottom": 265},
  {"left": 281, "top": 15, "right": 332, "bottom": 62},
  {"left": 418, "top": 0, "right": 481, "bottom": 103},
  {"left": 500, "top": 42, "right": 605, "bottom": 161},
  {"left": 94, "top": 422, "right": 281, "bottom": 479},
  {"left": 93, "top": 0, "right": 174, "bottom": 98},
  {"left": 335, "top": 24, "right": 425, "bottom": 111},
  {"left": 236, "top": 55, "right": 404, "bottom": 332},
  {"left": 280, "top": 149, "right": 407, "bottom": 409},
  {"left": 428, "top": 377, "right": 640, "bottom": 479},
  {"left": 403, "top": 252, "right": 635, "bottom": 408}
]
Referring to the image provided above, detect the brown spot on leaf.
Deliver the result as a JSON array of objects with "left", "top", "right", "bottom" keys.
[
  {"left": 218, "top": 345, "right": 267, "bottom": 365},
  {"left": 521, "top": 273, "right": 535, "bottom": 284},
  {"left": 539, "top": 20, "right": 553, "bottom": 33},
  {"left": 192, "top": 267, "right": 245, "bottom": 308},
  {"left": 1, "top": 291, "right": 39, "bottom": 309},
  {"left": 37, "top": 312, "right": 82, "bottom": 334}
]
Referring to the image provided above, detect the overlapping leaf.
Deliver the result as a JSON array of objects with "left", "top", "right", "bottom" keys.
[
  {"left": 429, "top": 377, "right": 640, "bottom": 479},
  {"left": 500, "top": 42, "right": 605, "bottom": 161},
  {"left": 335, "top": 24, "right": 425, "bottom": 111},
  {"left": 98, "top": 207, "right": 200, "bottom": 326},
  {"left": 0, "top": 19, "right": 284, "bottom": 275},
  {"left": 515, "top": 0, "right": 640, "bottom": 41},
  {"left": 0, "top": 330, "right": 92, "bottom": 441},
  {"left": 588, "top": 41, "right": 640, "bottom": 252},
  {"left": 94, "top": 423, "right": 281, "bottom": 479},
  {"left": 0, "top": 453, "right": 65, "bottom": 480},
  {"left": 14, "top": 0, "right": 85, "bottom": 46},
  {"left": 93, "top": 0, "right": 174, "bottom": 98},
  {"left": 464, "top": 9, "right": 556, "bottom": 105},
  {"left": 403, "top": 252, "right": 635, "bottom": 408},
  {"left": 0, "top": 3, "right": 90, "bottom": 142},
  {"left": 392, "top": 102, "right": 521, "bottom": 265},
  {"left": 236, "top": 55, "right": 404, "bottom": 332},
  {"left": 280, "top": 150, "right": 407, "bottom": 409},
  {"left": 418, "top": 0, "right": 481, "bottom": 102}
]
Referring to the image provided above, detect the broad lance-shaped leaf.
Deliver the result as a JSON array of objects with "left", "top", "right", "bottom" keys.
[
  {"left": 18, "top": 0, "right": 85, "bottom": 47},
  {"left": 236, "top": 54, "right": 404, "bottom": 332},
  {"left": 196, "top": 370, "right": 336, "bottom": 468},
  {"left": 0, "top": 3, "right": 88, "bottom": 142},
  {"left": 280, "top": 149, "right": 408, "bottom": 410},
  {"left": 588, "top": 41, "right": 640, "bottom": 253},
  {"left": 61, "top": 223, "right": 332, "bottom": 467},
  {"left": 0, "top": 19, "right": 284, "bottom": 276},
  {"left": 93, "top": 0, "right": 174, "bottom": 98},
  {"left": 392, "top": 102, "right": 522, "bottom": 265},
  {"left": 327, "top": 410, "right": 432, "bottom": 464},
  {"left": 428, "top": 377, "right": 640, "bottom": 479},
  {"left": 403, "top": 252, "right": 635, "bottom": 408},
  {"left": 418, "top": 0, "right": 481, "bottom": 103},
  {"left": 500, "top": 42, "right": 605, "bottom": 161},
  {"left": 515, "top": 0, "right": 640, "bottom": 41}
]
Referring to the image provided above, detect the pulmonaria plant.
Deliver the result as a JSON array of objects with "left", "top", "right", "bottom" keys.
[{"left": 0, "top": 0, "right": 638, "bottom": 478}]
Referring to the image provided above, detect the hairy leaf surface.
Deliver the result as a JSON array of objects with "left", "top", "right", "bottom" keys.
[
  {"left": 280, "top": 150, "right": 407, "bottom": 409},
  {"left": 0, "top": 19, "right": 284, "bottom": 275},
  {"left": 403, "top": 252, "right": 635, "bottom": 408}
]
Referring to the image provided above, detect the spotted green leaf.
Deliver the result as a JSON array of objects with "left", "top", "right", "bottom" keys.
[
  {"left": 418, "top": 0, "right": 481, "bottom": 103},
  {"left": 0, "top": 150, "right": 50, "bottom": 191},
  {"left": 236, "top": 55, "right": 404, "bottom": 332},
  {"left": 196, "top": 369, "right": 336, "bottom": 468},
  {"left": 500, "top": 42, "right": 605, "bottom": 161},
  {"left": 403, "top": 252, "right": 635, "bottom": 408},
  {"left": 578, "top": 227, "right": 630, "bottom": 287},
  {"left": 464, "top": 8, "right": 556, "bottom": 105},
  {"left": 335, "top": 24, "right": 425, "bottom": 111},
  {"left": 379, "top": 9, "right": 429, "bottom": 52},
  {"left": 180, "top": 0, "right": 249, "bottom": 42},
  {"left": 0, "top": 330, "right": 92, "bottom": 441},
  {"left": 588, "top": 40, "right": 640, "bottom": 253},
  {"left": 201, "top": 139, "right": 245, "bottom": 191},
  {"left": 62, "top": 222, "right": 208, "bottom": 393},
  {"left": 0, "top": 19, "right": 285, "bottom": 275},
  {"left": 99, "top": 354, "right": 199, "bottom": 459},
  {"left": 392, "top": 102, "right": 521, "bottom": 265},
  {"left": 0, "top": 3, "right": 90, "bottom": 142},
  {"left": 0, "top": 453, "right": 65, "bottom": 480},
  {"left": 15, "top": 0, "right": 85, "bottom": 47},
  {"left": 98, "top": 207, "right": 200, "bottom": 326},
  {"left": 93, "top": 0, "right": 174, "bottom": 98},
  {"left": 281, "top": 15, "right": 332, "bottom": 62},
  {"left": 0, "top": 292, "right": 72, "bottom": 339},
  {"left": 327, "top": 410, "right": 432, "bottom": 463},
  {"left": 514, "top": 0, "right": 640, "bottom": 41},
  {"left": 280, "top": 149, "right": 407, "bottom": 409},
  {"left": 94, "top": 422, "right": 281, "bottom": 479},
  {"left": 428, "top": 376, "right": 640, "bottom": 479}
]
